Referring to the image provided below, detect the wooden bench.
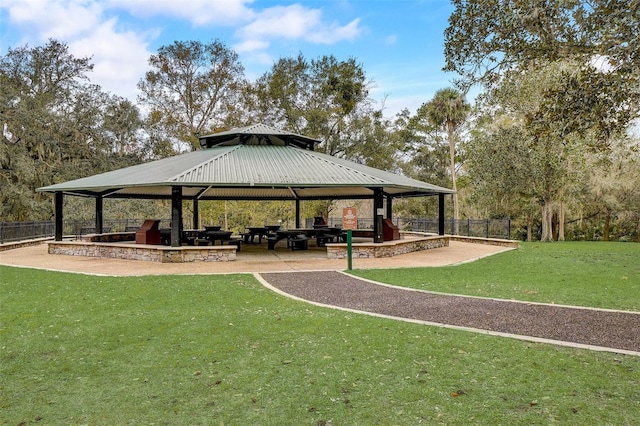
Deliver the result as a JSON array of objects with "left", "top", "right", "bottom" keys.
[
  {"left": 225, "top": 238, "right": 243, "bottom": 251},
  {"left": 76, "top": 226, "right": 112, "bottom": 240},
  {"left": 316, "top": 234, "right": 335, "bottom": 247},
  {"left": 288, "top": 235, "right": 309, "bottom": 250},
  {"left": 267, "top": 236, "right": 280, "bottom": 250}
]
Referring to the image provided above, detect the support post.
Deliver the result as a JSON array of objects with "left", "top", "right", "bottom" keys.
[
  {"left": 171, "top": 186, "right": 183, "bottom": 247},
  {"left": 55, "top": 192, "right": 63, "bottom": 241},
  {"left": 295, "top": 199, "right": 301, "bottom": 229},
  {"left": 438, "top": 193, "right": 445, "bottom": 235},
  {"left": 193, "top": 199, "right": 199, "bottom": 230},
  {"left": 386, "top": 195, "right": 393, "bottom": 219},
  {"left": 95, "top": 195, "right": 103, "bottom": 234},
  {"left": 373, "top": 188, "right": 384, "bottom": 243}
]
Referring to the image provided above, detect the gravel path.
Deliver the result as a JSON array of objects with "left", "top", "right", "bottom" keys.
[{"left": 260, "top": 271, "right": 640, "bottom": 355}]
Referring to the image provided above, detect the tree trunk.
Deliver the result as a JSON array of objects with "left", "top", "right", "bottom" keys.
[
  {"left": 604, "top": 211, "right": 610, "bottom": 241},
  {"left": 527, "top": 215, "right": 533, "bottom": 242},
  {"left": 541, "top": 200, "right": 554, "bottom": 242},
  {"left": 447, "top": 123, "right": 459, "bottom": 235}
]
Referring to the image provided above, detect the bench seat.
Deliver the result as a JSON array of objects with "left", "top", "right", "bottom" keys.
[{"left": 288, "top": 235, "right": 309, "bottom": 250}]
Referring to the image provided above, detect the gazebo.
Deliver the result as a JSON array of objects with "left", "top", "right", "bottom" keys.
[{"left": 37, "top": 123, "right": 454, "bottom": 247}]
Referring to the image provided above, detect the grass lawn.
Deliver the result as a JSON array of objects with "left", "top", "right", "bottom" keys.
[
  {"left": 352, "top": 242, "right": 640, "bottom": 311},
  {"left": 1, "top": 242, "right": 639, "bottom": 425}
]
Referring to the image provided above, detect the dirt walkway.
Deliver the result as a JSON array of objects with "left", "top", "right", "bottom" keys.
[{"left": 259, "top": 271, "right": 640, "bottom": 356}]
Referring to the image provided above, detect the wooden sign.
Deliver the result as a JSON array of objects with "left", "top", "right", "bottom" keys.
[{"left": 342, "top": 207, "right": 357, "bottom": 230}]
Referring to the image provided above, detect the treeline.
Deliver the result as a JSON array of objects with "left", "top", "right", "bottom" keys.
[{"left": 1, "top": 0, "right": 639, "bottom": 241}]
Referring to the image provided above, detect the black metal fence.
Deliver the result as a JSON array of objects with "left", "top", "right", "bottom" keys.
[
  {"left": 0, "top": 219, "right": 170, "bottom": 243},
  {"left": 311, "top": 217, "right": 511, "bottom": 240},
  {"left": 1, "top": 217, "right": 511, "bottom": 244},
  {"left": 404, "top": 218, "right": 511, "bottom": 240},
  {"left": 0, "top": 221, "right": 55, "bottom": 244}
]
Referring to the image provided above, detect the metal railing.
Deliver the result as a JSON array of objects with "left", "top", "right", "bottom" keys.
[
  {"left": 0, "top": 221, "right": 56, "bottom": 244},
  {"left": 312, "top": 217, "right": 511, "bottom": 240},
  {"left": 0, "top": 219, "right": 169, "bottom": 243},
  {"left": 2, "top": 217, "right": 511, "bottom": 244}
]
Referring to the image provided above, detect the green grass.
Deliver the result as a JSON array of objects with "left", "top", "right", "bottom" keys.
[
  {"left": 351, "top": 242, "right": 640, "bottom": 311},
  {"left": 1, "top": 243, "right": 639, "bottom": 425}
]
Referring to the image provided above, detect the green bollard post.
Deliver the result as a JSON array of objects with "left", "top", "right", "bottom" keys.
[{"left": 347, "top": 229, "right": 353, "bottom": 270}]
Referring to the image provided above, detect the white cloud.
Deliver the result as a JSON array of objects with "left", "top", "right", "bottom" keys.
[
  {"left": 1, "top": 0, "right": 156, "bottom": 102},
  {"left": 1, "top": 0, "right": 363, "bottom": 105},
  {"left": 236, "top": 4, "right": 361, "bottom": 51},
  {"left": 234, "top": 39, "right": 269, "bottom": 53},
  {"left": 309, "top": 17, "right": 361, "bottom": 44},
  {"left": 108, "top": 0, "right": 255, "bottom": 26},
  {"left": 3, "top": 0, "right": 103, "bottom": 43},
  {"left": 68, "top": 18, "right": 154, "bottom": 100}
]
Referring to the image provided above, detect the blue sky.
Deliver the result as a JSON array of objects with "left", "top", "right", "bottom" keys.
[{"left": 0, "top": 0, "right": 463, "bottom": 117}]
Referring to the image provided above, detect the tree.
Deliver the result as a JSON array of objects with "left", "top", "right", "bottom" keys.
[
  {"left": 137, "top": 40, "right": 247, "bottom": 153},
  {"left": 466, "top": 125, "right": 544, "bottom": 241},
  {"left": 422, "top": 88, "right": 470, "bottom": 231},
  {"left": 103, "top": 96, "right": 145, "bottom": 156},
  {"left": 251, "top": 54, "right": 381, "bottom": 158},
  {"left": 444, "top": 0, "right": 640, "bottom": 142},
  {"left": 390, "top": 108, "right": 450, "bottom": 219},
  {"left": 1, "top": 40, "right": 94, "bottom": 220},
  {"left": 445, "top": 1, "right": 639, "bottom": 240},
  {"left": 580, "top": 134, "right": 640, "bottom": 241},
  {"left": 466, "top": 61, "right": 590, "bottom": 241},
  {"left": 1, "top": 40, "right": 147, "bottom": 221}
]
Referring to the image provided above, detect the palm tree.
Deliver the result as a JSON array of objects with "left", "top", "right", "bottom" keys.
[{"left": 425, "top": 88, "right": 470, "bottom": 233}]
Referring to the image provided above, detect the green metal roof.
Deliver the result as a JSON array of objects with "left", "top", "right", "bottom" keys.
[{"left": 37, "top": 124, "right": 454, "bottom": 200}]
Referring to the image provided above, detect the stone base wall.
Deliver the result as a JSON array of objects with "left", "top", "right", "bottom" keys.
[
  {"left": 0, "top": 237, "right": 51, "bottom": 252},
  {"left": 326, "top": 235, "right": 449, "bottom": 259},
  {"left": 449, "top": 235, "right": 520, "bottom": 248},
  {"left": 48, "top": 241, "right": 236, "bottom": 263}
]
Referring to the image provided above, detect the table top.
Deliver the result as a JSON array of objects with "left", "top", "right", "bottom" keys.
[
  {"left": 245, "top": 227, "right": 270, "bottom": 233},
  {"left": 205, "top": 230, "right": 232, "bottom": 236}
]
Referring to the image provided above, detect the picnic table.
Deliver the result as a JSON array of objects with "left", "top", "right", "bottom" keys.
[
  {"left": 158, "top": 229, "right": 236, "bottom": 246},
  {"left": 266, "top": 228, "right": 343, "bottom": 250},
  {"left": 242, "top": 225, "right": 282, "bottom": 243},
  {"left": 204, "top": 230, "right": 233, "bottom": 245}
]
